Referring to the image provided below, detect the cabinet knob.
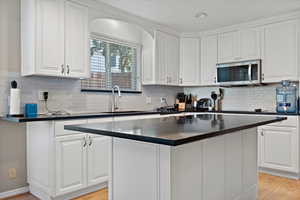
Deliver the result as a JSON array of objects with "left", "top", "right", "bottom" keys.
[
  {"left": 83, "top": 138, "right": 87, "bottom": 147},
  {"left": 61, "top": 65, "right": 65, "bottom": 74},
  {"left": 262, "top": 73, "right": 264, "bottom": 81},
  {"left": 88, "top": 135, "right": 93, "bottom": 146},
  {"left": 67, "top": 65, "right": 70, "bottom": 75},
  {"left": 214, "top": 77, "right": 216, "bottom": 83},
  {"left": 261, "top": 131, "right": 264, "bottom": 136},
  {"left": 180, "top": 78, "right": 183, "bottom": 84}
]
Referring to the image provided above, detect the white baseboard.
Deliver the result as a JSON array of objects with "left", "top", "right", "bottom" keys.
[
  {"left": 259, "top": 167, "right": 300, "bottom": 180},
  {"left": 0, "top": 186, "right": 29, "bottom": 199}
]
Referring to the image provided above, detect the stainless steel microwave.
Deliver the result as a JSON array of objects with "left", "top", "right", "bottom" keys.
[{"left": 216, "top": 59, "right": 261, "bottom": 86}]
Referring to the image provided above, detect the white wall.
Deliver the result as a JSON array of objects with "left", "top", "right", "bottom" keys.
[{"left": 90, "top": 18, "right": 143, "bottom": 44}]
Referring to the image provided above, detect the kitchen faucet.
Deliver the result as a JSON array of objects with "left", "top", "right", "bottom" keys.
[{"left": 112, "top": 85, "right": 121, "bottom": 112}]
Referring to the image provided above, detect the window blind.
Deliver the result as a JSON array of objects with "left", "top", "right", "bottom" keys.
[{"left": 81, "top": 36, "right": 140, "bottom": 91}]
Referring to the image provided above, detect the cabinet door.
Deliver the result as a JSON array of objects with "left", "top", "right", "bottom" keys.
[
  {"left": 155, "top": 31, "right": 167, "bottom": 84},
  {"left": 180, "top": 38, "right": 200, "bottom": 85},
  {"left": 262, "top": 20, "right": 298, "bottom": 83},
  {"left": 87, "top": 135, "right": 110, "bottom": 186},
  {"left": 218, "top": 31, "right": 239, "bottom": 63},
  {"left": 201, "top": 34, "right": 218, "bottom": 86},
  {"left": 55, "top": 134, "right": 87, "bottom": 195},
  {"left": 240, "top": 28, "right": 260, "bottom": 60},
  {"left": 142, "top": 32, "right": 155, "bottom": 84},
  {"left": 65, "top": 1, "right": 90, "bottom": 78},
  {"left": 36, "top": 0, "right": 64, "bottom": 76},
  {"left": 259, "top": 126, "right": 298, "bottom": 173},
  {"left": 166, "top": 35, "right": 180, "bottom": 85}
]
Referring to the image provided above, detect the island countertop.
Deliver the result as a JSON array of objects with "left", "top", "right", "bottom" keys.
[{"left": 65, "top": 113, "right": 286, "bottom": 146}]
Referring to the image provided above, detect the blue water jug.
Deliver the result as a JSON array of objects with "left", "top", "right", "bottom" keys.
[{"left": 276, "top": 80, "right": 297, "bottom": 113}]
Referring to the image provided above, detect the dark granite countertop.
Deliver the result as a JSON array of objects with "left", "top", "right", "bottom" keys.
[
  {"left": 1, "top": 109, "right": 297, "bottom": 123},
  {"left": 1, "top": 111, "right": 159, "bottom": 123},
  {"left": 65, "top": 114, "right": 286, "bottom": 146}
]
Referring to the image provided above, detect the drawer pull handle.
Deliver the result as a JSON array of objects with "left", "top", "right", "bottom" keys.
[
  {"left": 89, "top": 136, "right": 93, "bottom": 146},
  {"left": 83, "top": 138, "right": 87, "bottom": 147}
]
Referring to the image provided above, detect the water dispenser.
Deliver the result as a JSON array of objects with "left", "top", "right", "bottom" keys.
[{"left": 276, "top": 80, "right": 297, "bottom": 113}]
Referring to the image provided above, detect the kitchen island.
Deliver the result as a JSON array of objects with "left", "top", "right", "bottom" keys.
[{"left": 65, "top": 113, "right": 286, "bottom": 200}]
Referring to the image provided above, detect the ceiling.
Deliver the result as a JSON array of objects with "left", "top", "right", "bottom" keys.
[{"left": 96, "top": 0, "right": 300, "bottom": 32}]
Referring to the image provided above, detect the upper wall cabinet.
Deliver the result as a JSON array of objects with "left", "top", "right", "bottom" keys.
[
  {"left": 155, "top": 31, "right": 180, "bottom": 85},
  {"left": 201, "top": 34, "right": 218, "bottom": 86},
  {"left": 218, "top": 28, "right": 260, "bottom": 63},
  {"left": 218, "top": 30, "right": 239, "bottom": 63},
  {"left": 21, "top": 0, "right": 90, "bottom": 78},
  {"left": 142, "top": 32, "right": 155, "bottom": 85},
  {"left": 261, "top": 20, "right": 298, "bottom": 83},
  {"left": 179, "top": 37, "right": 201, "bottom": 86}
]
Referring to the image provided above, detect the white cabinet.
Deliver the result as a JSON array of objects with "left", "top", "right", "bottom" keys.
[
  {"left": 64, "top": 1, "right": 89, "bottom": 78},
  {"left": 218, "top": 28, "right": 260, "bottom": 63},
  {"left": 201, "top": 34, "right": 218, "bottom": 86},
  {"left": 258, "top": 126, "right": 298, "bottom": 173},
  {"left": 218, "top": 30, "right": 239, "bottom": 63},
  {"left": 166, "top": 35, "right": 180, "bottom": 85},
  {"left": 258, "top": 116, "right": 299, "bottom": 176},
  {"left": 27, "top": 120, "right": 110, "bottom": 200},
  {"left": 240, "top": 28, "right": 261, "bottom": 60},
  {"left": 87, "top": 135, "right": 110, "bottom": 186},
  {"left": 261, "top": 20, "right": 298, "bottom": 83},
  {"left": 21, "top": 0, "right": 89, "bottom": 78},
  {"left": 155, "top": 31, "right": 180, "bottom": 85},
  {"left": 55, "top": 134, "right": 87, "bottom": 195},
  {"left": 142, "top": 32, "right": 155, "bottom": 85},
  {"left": 179, "top": 37, "right": 200, "bottom": 86}
]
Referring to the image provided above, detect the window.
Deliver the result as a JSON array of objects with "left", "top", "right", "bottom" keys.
[{"left": 81, "top": 35, "right": 141, "bottom": 92}]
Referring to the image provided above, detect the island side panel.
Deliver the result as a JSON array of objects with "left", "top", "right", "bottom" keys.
[
  {"left": 242, "top": 128, "right": 258, "bottom": 200},
  {"left": 111, "top": 138, "right": 160, "bottom": 200},
  {"left": 111, "top": 128, "right": 258, "bottom": 200},
  {"left": 172, "top": 128, "right": 258, "bottom": 200}
]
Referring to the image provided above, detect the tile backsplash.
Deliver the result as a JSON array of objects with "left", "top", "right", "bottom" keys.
[
  {"left": 185, "top": 83, "right": 298, "bottom": 112},
  {"left": 0, "top": 72, "right": 182, "bottom": 116}
]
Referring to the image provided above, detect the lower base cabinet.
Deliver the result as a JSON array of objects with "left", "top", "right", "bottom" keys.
[
  {"left": 55, "top": 134, "right": 88, "bottom": 196},
  {"left": 27, "top": 120, "right": 110, "bottom": 200},
  {"left": 258, "top": 116, "right": 299, "bottom": 178}
]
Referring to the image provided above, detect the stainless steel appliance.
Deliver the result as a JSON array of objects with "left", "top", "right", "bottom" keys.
[
  {"left": 196, "top": 98, "right": 212, "bottom": 112},
  {"left": 216, "top": 59, "right": 261, "bottom": 86}
]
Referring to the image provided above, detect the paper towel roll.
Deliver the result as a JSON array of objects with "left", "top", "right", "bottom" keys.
[{"left": 9, "top": 88, "right": 21, "bottom": 115}]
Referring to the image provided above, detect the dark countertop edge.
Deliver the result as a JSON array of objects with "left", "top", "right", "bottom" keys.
[
  {"left": 65, "top": 117, "right": 287, "bottom": 146},
  {"left": 1, "top": 111, "right": 160, "bottom": 123},
  {"left": 204, "top": 110, "right": 299, "bottom": 116},
  {"left": 1, "top": 109, "right": 298, "bottom": 123}
]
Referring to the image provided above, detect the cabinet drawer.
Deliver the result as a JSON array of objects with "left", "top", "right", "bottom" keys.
[
  {"left": 55, "top": 120, "right": 88, "bottom": 136},
  {"left": 264, "top": 116, "right": 297, "bottom": 128}
]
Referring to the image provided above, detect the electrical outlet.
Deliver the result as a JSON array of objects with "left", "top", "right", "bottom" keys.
[
  {"left": 160, "top": 97, "right": 167, "bottom": 104},
  {"left": 8, "top": 168, "right": 16, "bottom": 179},
  {"left": 38, "top": 90, "right": 48, "bottom": 101},
  {"left": 146, "top": 97, "right": 152, "bottom": 104}
]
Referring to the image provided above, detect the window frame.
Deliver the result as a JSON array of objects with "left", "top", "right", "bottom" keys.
[{"left": 81, "top": 32, "right": 142, "bottom": 93}]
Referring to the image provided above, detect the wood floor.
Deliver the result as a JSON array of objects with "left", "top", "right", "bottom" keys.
[
  {"left": 1, "top": 189, "right": 108, "bottom": 200},
  {"left": 3, "top": 173, "right": 300, "bottom": 200}
]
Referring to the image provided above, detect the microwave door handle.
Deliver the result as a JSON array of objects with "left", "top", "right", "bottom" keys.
[{"left": 248, "top": 65, "right": 252, "bottom": 81}]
